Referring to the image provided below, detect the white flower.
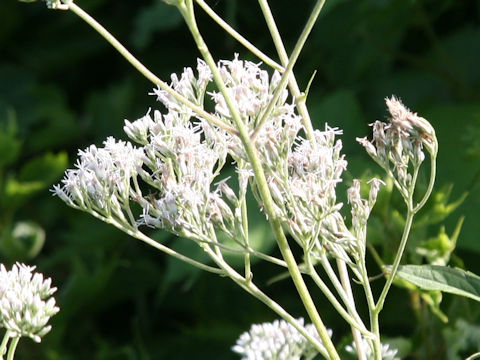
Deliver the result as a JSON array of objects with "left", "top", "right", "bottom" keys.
[
  {"left": 347, "top": 178, "right": 385, "bottom": 244},
  {"left": 150, "top": 58, "right": 212, "bottom": 112},
  {"left": 357, "top": 96, "right": 437, "bottom": 196},
  {"left": 0, "top": 263, "right": 59, "bottom": 343},
  {"left": 123, "top": 108, "right": 157, "bottom": 145},
  {"left": 267, "top": 125, "right": 352, "bottom": 254},
  {"left": 232, "top": 318, "right": 331, "bottom": 360},
  {"left": 209, "top": 54, "right": 302, "bottom": 163},
  {"left": 345, "top": 338, "right": 400, "bottom": 360},
  {"left": 52, "top": 137, "right": 144, "bottom": 219}
]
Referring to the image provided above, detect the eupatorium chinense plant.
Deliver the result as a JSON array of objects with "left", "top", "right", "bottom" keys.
[{"left": 20, "top": 0, "right": 480, "bottom": 359}]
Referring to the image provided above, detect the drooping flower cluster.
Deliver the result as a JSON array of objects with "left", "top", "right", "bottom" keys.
[
  {"left": 357, "top": 96, "right": 437, "bottom": 198},
  {"left": 232, "top": 318, "right": 331, "bottom": 360},
  {"left": 130, "top": 109, "right": 232, "bottom": 239},
  {"left": 0, "top": 263, "right": 59, "bottom": 343},
  {"left": 52, "top": 55, "right": 304, "bottom": 244},
  {"left": 52, "top": 137, "right": 145, "bottom": 225}
]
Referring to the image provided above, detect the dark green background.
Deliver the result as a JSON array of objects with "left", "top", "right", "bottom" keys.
[{"left": 1, "top": 0, "right": 480, "bottom": 358}]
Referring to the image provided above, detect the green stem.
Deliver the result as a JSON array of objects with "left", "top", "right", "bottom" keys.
[
  {"left": 257, "top": 0, "right": 325, "bottom": 142},
  {"left": 357, "top": 246, "right": 381, "bottom": 359},
  {"left": 179, "top": 2, "right": 338, "bottom": 358},
  {"left": 195, "top": 0, "right": 283, "bottom": 72},
  {"left": 87, "top": 209, "right": 225, "bottom": 275},
  {"left": 369, "top": 151, "right": 437, "bottom": 359},
  {"left": 306, "top": 256, "right": 370, "bottom": 336},
  {"left": 366, "top": 241, "right": 384, "bottom": 270},
  {"left": 0, "top": 332, "right": 9, "bottom": 359},
  {"left": 197, "top": 235, "right": 330, "bottom": 358},
  {"left": 318, "top": 255, "right": 364, "bottom": 324},
  {"left": 336, "top": 259, "right": 367, "bottom": 360},
  {"left": 414, "top": 153, "right": 437, "bottom": 212},
  {"left": 6, "top": 337, "right": 19, "bottom": 360},
  {"left": 240, "top": 185, "right": 252, "bottom": 282},
  {"left": 373, "top": 208, "right": 414, "bottom": 321},
  {"left": 369, "top": 167, "right": 420, "bottom": 358},
  {"left": 65, "top": 1, "right": 237, "bottom": 136}
]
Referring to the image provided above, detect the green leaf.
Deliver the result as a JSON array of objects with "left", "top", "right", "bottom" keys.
[
  {"left": 2, "top": 152, "right": 67, "bottom": 210},
  {"left": 415, "top": 217, "right": 464, "bottom": 266},
  {"left": 395, "top": 265, "right": 480, "bottom": 302},
  {"left": 416, "top": 184, "right": 467, "bottom": 226},
  {"left": 18, "top": 151, "right": 68, "bottom": 184},
  {"left": 4, "top": 177, "right": 45, "bottom": 206}
]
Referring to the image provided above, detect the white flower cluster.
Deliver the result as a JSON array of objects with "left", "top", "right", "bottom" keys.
[
  {"left": 0, "top": 263, "right": 59, "bottom": 343},
  {"left": 347, "top": 178, "right": 385, "bottom": 248},
  {"left": 345, "top": 338, "right": 400, "bottom": 360},
  {"left": 357, "top": 96, "right": 436, "bottom": 198},
  {"left": 232, "top": 318, "right": 331, "bottom": 360},
  {"left": 52, "top": 54, "right": 363, "bottom": 259},
  {"left": 52, "top": 137, "right": 144, "bottom": 225},
  {"left": 269, "top": 125, "right": 351, "bottom": 250},
  {"left": 53, "top": 56, "right": 298, "bottom": 239}
]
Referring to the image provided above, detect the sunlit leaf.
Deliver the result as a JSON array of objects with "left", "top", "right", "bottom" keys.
[{"left": 395, "top": 265, "right": 480, "bottom": 302}]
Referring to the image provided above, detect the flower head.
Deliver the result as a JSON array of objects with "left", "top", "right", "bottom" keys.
[
  {"left": 52, "top": 137, "right": 144, "bottom": 222},
  {"left": 357, "top": 96, "right": 437, "bottom": 197},
  {"left": 150, "top": 59, "right": 212, "bottom": 113},
  {"left": 0, "top": 263, "right": 59, "bottom": 343},
  {"left": 345, "top": 338, "right": 400, "bottom": 360},
  {"left": 232, "top": 318, "right": 331, "bottom": 360}
]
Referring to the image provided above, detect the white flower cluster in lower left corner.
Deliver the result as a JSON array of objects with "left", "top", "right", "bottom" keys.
[{"left": 0, "top": 263, "right": 59, "bottom": 343}]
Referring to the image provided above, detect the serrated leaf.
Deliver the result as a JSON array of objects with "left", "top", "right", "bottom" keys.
[{"left": 395, "top": 265, "right": 480, "bottom": 302}]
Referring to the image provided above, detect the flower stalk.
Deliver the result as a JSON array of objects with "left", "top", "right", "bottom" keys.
[{"left": 176, "top": 1, "right": 339, "bottom": 358}]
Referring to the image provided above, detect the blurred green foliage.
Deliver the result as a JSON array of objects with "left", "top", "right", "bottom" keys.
[{"left": 1, "top": 0, "right": 480, "bottom": 358}]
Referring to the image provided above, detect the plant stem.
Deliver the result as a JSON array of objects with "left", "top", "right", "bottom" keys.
[
  {"left": 414, "top": 153, "right": 437, "bottom": 212},
  {"left": 240, "top": 183, "right": 252, "bottom": 282},
  {"left": 360, "top": 253, "right": 382, "bottom": 359},
  {"left": 371, "top": 207, "right": 415, "bottom": 357},
  {"left": 251, "top": 0, "right": 323, "bottom": 140},
  {"left": 306, "top": 256, "right": 370, "bottom": 336},
  {"left": 257, "top": 0, "right": 325, "bottom": 143},
  {"left": 87, "top": 209, "right": 225, "bottom": 275},
  {"left": 65, "top": 1, "right": 237, "bottom": 136},
  {"left": 6, "top": 337, "right": 18, "bottom": 360},
  {"left": 336, "top": 259, "right": 367, "bottom": 360},
  {"left": 179, "top": 2, "right": 339, "bottom": 358},
  {"left": 190, "top": 232, "right": 330, "bottom": 357},
  {"left": 0, "top": 332, "right": 9, "bottom": 359},
  {"left": 195, "top": 0, "right": 283, "bottom": 72}
]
